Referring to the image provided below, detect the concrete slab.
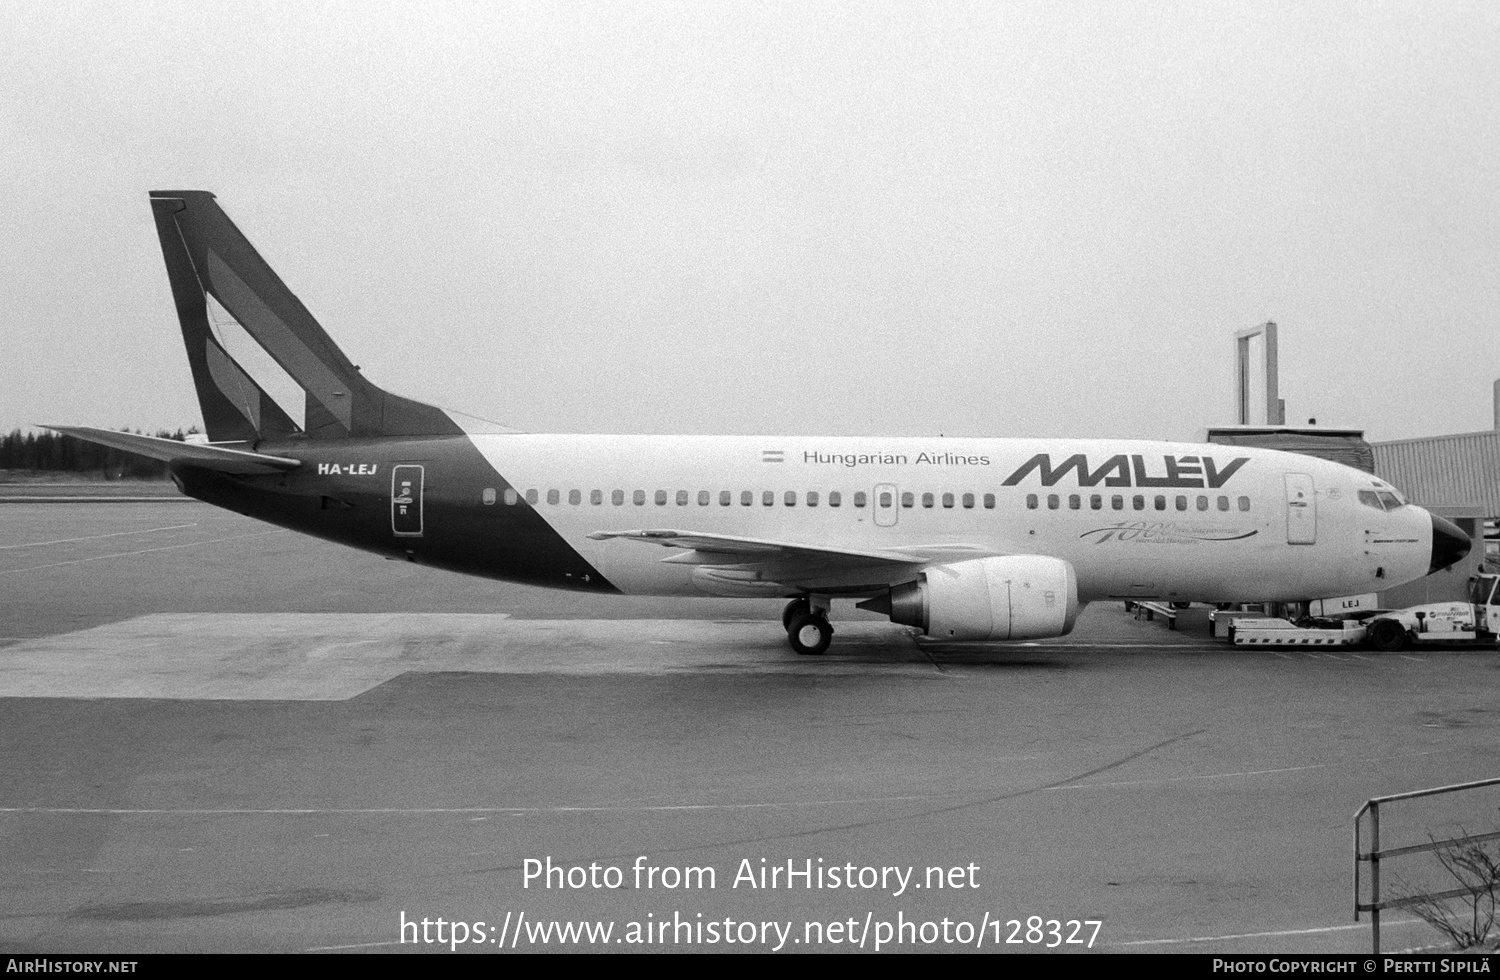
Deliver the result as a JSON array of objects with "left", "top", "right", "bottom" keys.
[{"left": 0, "top": 616, "right": 933, "bottom": 700}]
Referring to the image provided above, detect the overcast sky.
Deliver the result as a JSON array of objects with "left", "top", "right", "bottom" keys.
[{"left": 3, "top": 1, "right": 1496, "bottom": 443}]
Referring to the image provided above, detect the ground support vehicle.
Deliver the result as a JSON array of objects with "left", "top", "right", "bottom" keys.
[
  {"left": 1221, "top": 573, "right": 1500, "bottom": 651},
  {"left": 1362, "top": 572, "right": 1500, "bottom": 652},
  {"left": 1226, "top": 617, "right": 1367, "bottom": 648}
]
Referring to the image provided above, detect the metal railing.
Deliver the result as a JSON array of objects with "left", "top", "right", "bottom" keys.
[{"left": 1354, "top": 776, "right": 1500, "bottom": 953}]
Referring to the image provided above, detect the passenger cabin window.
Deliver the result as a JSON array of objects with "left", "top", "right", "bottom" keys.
[
  {"left": 922, "top": 492, "right": 935, "bottom": 508},
  {"left": 855, "top": 492, "right": 869, "bottom": 508},
  {"left": 503, "top": 489, "right": 517, "bottom": 505},
  {"left": 1047, "top": 494, "right": 1060, "bottom": 510},
  {"left": 1026, "top": 494, "right": 1038, "bottom": 510},
  {"left": 1196, "top": 495, "right": 1208, "bottom": 511},
  {"left": 697, "top": 490, "right": 710, "bottom": 506},
  {"left": 612, "top": 489, "right": 624, "bottom": 505},
  {"left": 1112, "top": 495, "right": 1123, "bottom": 510},
  {"left": 829, "top": 491, "right": 842, "bottom": 507},
  {"left": 983, "top": 493, "right": 995, "bottom": 509},
  {"left": 942, "top": 492, "right": 955, "bottom": 508},
  {"left": 1068, "top": 494, "right": 1080, "bottom": 510},
  {"left": 962, "top": 493, "right": 974, "bottom": 509},
  {"left": 676, "top": 490, "right": 689, "bottom": 506},
  {"left": 567, "top": 489, "right": 580, "bottom": 505},
  {"left": 1090, "top": 494, "right": 1102, "bottom": 510},
  {"left": 633, "top": 490, "right": 645, "bottom": 506},
  {"left": 1217, "top": 496, "right": 1229, "bottom": 512},
  {"left": 547, "top": 489, "right": 560, "bottom": 505},
  {"left": 526, "top": 489, "right": 539, "bottom": 505},
  {"left": 1153, "top": 495, "right": 1165, "bottom": 511},
  {"left": 720, "top": 490, "right": 731, "bottom": 506},
  {"left": 741, "top": 490, "right": 753, "bottom": 506},
  {"left": 877, "top": 491, "right": 891, "bottom": 508},
  {"left": 1132, "top": 495, "right": 1145, "bottom": 511},
  {"left": 1238, "top": 496, "right": 1250, "bottom": 511},
  {"left": 1175, "top": 495, "right": 1187, "bottom": 511},
  {"left": 590, "top": 489, "right": 602, "bottom": 505},
  {"left": 655, "top": 490, "right": 668, "bottom": 506},
  {"left": 901, "top": 492, "right": 914, "bottom": 508},
  {"left": 784, "top": 491, "right": 797, "bottom": 507},
  {"left": 763, "top": 491, "right": 774, "bottom": 507},
  {"left": 807, "top": 491, "right": 819, "bottom": 507}
]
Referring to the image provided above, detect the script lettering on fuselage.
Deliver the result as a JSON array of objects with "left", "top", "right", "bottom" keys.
[
  {"left": 1000, "top": 454, "right": 1249, "bottom": 489},
  {"left": 316, "top": 463, "right": 379, "bottom": 476}
]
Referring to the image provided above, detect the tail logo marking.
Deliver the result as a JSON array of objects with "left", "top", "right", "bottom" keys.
[{"left": 203, "top": 251, "right": 353, "bottom": 430}]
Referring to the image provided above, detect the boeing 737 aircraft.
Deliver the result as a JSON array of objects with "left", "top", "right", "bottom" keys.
[{"left": 49, "top": 192, "right": 1471, "bottom": 655}]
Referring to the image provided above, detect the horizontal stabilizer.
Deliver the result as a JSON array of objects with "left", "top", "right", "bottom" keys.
[{"left": 43, "top": 426, "right": 301, "bottom": 475}]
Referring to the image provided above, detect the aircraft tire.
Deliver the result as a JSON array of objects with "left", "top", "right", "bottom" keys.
[
  {"left": 1369, "top": 619, "right": 1409, "bottom": 652},
  {"left": 782, "top": 597, "right": 811, "bottom": 631},
  {"left": 787, "top": 613, "right": 833, "bottom": 656}
]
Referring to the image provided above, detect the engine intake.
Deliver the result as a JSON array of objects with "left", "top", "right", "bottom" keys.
[{"left": 863, "top": 555, "right": 1080, "bottom": 641}]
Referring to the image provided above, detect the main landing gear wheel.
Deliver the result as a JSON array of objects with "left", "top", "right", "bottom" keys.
[
  {"left": 787, "top": 612, "right": 833, "bottom": 656},
  {"left": 782, "top": 597, "right": 811, "bottom": 631},
  {"left": 1369, "top": 619, "right": 1409, "bottom": 652}
]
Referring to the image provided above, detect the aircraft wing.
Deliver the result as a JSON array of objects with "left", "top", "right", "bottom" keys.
[
  {"left": 587, "top": 529, "right": 1000, "bottom": 593},
  {"left": 43, "top": 425, "right": 302, "bottom": 475}
]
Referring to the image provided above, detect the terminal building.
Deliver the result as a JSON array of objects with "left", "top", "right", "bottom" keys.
[
  {"left": 1372, "top": 390, "right": 1500, "bottom": 606},
  {"left": 1218, "top": 324, "right": 1498, "bottom": 608}
]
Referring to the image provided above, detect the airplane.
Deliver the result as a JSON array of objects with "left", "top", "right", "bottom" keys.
[{"left": 48, "top": 191, "right": 1472, "bottom": 656}]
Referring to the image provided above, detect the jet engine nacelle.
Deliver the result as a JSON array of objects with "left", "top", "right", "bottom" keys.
[{"left": 882, "top": 555, "right": 1080, "bottom": 641}]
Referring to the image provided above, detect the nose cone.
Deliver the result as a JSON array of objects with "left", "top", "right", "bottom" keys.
[{"left": 1430, "top": 514, "right": 1471, "bottom": 573}]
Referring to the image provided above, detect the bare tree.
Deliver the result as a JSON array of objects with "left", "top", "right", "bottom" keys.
[{"left": 1397, "top": 833, "right": 1500, "bottom": 951}]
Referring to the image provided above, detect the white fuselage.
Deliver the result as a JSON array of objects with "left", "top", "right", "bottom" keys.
[{"left": 468, "top": 435, "right": 1434, "bottom": 603}]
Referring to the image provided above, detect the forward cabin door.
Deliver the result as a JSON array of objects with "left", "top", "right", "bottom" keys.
[{"left": 1284, "top": 473, "right": 1316, "bottom": 545}]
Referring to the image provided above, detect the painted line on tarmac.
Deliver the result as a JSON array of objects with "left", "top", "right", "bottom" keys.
[
  {"left": 0, "top": 794, "right": 945, "bottom": 817},
  {"left": 0, "top": 523, "right": 197, "bottom": 550},
  {"left": 1113, "top": 918, "right": 1422, "bottom": 947},
  {"left": 1054, "top": 762, "right": 1330, "bottom": 790},
  {"left": 0, "top": 497, "right": 195, "bottom": 504},
  {"left": 1015, "top": 642, "right": 1219, "bottom": 649},
  {"left": 1054, "top": 748, "right": 1447, "bottom": 792},
  {"left": 0, "top": 529, "right": 288, "bottom": 575}
]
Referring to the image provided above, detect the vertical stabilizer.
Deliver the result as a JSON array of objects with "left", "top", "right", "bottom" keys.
[{"left": 149, "top": 191, "right": 461, "bottom": 441}]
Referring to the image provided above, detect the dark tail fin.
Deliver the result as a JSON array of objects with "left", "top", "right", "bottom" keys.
[{"left": 149, "top": 191, "right": 460, "bottom": 442}]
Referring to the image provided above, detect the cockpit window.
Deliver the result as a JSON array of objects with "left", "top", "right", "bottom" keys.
[{"left": 1359, "top": 489, "right": 1408, "bottom": 511}]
